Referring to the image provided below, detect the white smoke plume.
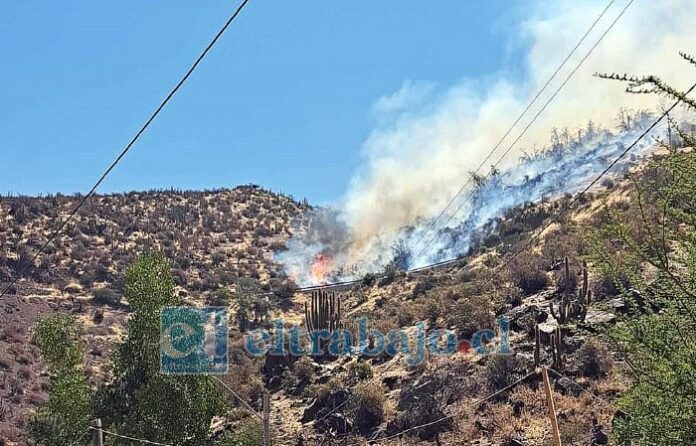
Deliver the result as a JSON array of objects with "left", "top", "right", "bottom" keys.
[{"left": 277, "top": 0, "right": 696, "bottom": 286}]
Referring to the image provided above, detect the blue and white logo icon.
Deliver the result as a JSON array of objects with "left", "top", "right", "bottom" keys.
[{"left": 160, "top": 307, "right": 228, "bottom": 374}]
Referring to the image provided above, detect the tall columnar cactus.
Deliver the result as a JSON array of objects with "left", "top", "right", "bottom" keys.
[
  {"left": 550, "top": 258, "right": 592, "bottom": 323},
  {"left": 534, "top": 324, "right": 565, "bottom": 369},
  {"left": 578, "top": 260, "right": 592, "bottom": 306},
  {"left": 550, "top": 326, "right": 564, "bottom": 370},
  {"left": 549, "top": 295, "right": 585, "bottom": 323},
  {"left": 304, "top": 290, "right": 343, "bottom": 335}
]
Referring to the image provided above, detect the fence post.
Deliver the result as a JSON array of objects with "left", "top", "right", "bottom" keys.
[
  {"left": 542, "top": 367, "right": 562, "bottom": 446},
  {"left": 91, "top": 418, "right": 104, "bottom": 446},
  {"left": 262, "top": 391, "right": 271, "bottom": 446}
]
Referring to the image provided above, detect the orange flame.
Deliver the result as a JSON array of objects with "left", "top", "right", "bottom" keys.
[{"left": 310, "top": 253, "right": 333, "bottom": 284}]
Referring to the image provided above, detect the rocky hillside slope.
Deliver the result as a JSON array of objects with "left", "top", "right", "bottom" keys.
[
  {"left": 0, "top": 153, "right": 681, "bottom": 445},
  {"left": 0, "top": 185, "right": 308, "bottom": 297},
  {"left": 0, "top": 185, "right": 307, "bottom": 442}
]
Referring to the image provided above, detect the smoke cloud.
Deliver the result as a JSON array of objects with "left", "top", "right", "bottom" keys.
[{"left": 277, "top": 0, "right": 696, "bottom": 286}]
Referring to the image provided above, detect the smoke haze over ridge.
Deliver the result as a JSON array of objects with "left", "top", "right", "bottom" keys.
[{"left": 277, "top": 0, "right": 696, "bottom": 285}]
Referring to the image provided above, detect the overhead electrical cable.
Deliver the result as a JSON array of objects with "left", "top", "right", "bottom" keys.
[{"left": 0, "top": 0, "right": 253, "bottom": 299}]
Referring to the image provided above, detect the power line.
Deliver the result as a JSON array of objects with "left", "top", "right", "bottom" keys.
[
  {"left": 548, "top": 368, "right": 624, "bottom": 412},
  {"left": 364, "top": 370, "right": 539, "bottom": 445},
  {"left": 409, "top": 0, "right": 618, "bottom": 260},
  {"left": 89, "top": 426, "right": 176, "bottom": 446},
  {"left": 295, "top": 0, "right": 645, "bottom": 295},
  {"left": 0, "top": 0, "right": 253, "bottom": 300},
  {"left": 412, "top": 0, "right": 634, "bottom": 262},
  {"left": 485, "top": 80, "right": 696, "bottom": 287},
  {"left": 212, "top": 375, "right": 264, "bottom": 420},
  {"left": 312, "top": 354, "right": 402, "bottom": 428},
  {"left": 316, "top": 52, "right": 693, "bottom": 446},
  {"left": 333, "top": 79, "right": 696, "bottom": 446},
  {"left": 269, "top": 0, "right": 619, "bottom": 271}
]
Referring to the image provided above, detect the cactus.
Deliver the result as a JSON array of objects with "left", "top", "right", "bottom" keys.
[
  {"left": 549, "top": 294, "right": 587, "bottom": 323},
  {"left": 534, "top": 325, "right": 541, "bottom": 367},
  {"left": 578, "top": 260, "right": 593, "bottom": 306},
  {"left": 534, "top": 324, "right": 565, "bottom": 369},
  {"left": 304, "top": 290, "right": 343, "bottom": 335},
  {"left": 550, "top": 326, "right": 564, "bottom": 369},
  {"left": 550, "top": 259, "right": 592, "bottom": 323}
]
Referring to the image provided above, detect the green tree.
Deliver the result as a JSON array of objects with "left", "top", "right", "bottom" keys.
[
  {"left": 594, "top": 53, "right": 696, "bottom": 445},
  {"left": 94, "top": 251, "right": 225, "bottom": 445},
  {"left": 28, "top": 315, "right": 92, "bottom": 446},
  {"left": 216, "top": 417, "right": 265, "bottom": 446}
]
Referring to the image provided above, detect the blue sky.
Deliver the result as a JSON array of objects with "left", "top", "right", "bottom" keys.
[{"left": 1, "top": 1, "right": 526, "bottom": 203}]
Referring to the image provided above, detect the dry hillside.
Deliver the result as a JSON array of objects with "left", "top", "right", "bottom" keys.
[
  {"left": 0, "top": 185, "right": 307, "bottom": 442},
  {"left": 0, "top": 154, "right": 688, "bottom": 445}
]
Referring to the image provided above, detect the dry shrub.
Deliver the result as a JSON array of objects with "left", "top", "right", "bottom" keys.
[
  {"left": 445, "top": 288, "right": 496, "bottom": 337},
  {"left": 390, "top": 366, "right": 468, "bottom": 441},
  {"left": 484, "top": 353, "right": 532, "bottom": 392},
  {"left": 305, "top": 375, "right": 343, "bottom": 401},
  {"left": 541, "top": 227, "right": 586, "bottom": 268},
  {"left": 574, "top": 339, "right": 613, "bottom": 378},
  {"left": 411, "top": 275, "right": 437, "bottom": 299},
  {"left": 509, "top": 385, "right": 547, "bottom": 416},
  {"left": 554, "top": 389, "right": 614, "bottom": 445},
  {"left": 217, "top": 416, "right": 266, "bottom": 446},
  {"left": 347, "top": 361, "right": 373, "bottom": 381},
  {"left": 485, "top": 403, "right": 526, "bottom": 444},
  {"left": 490, "top": 385, "right": 598, "bottom": 445},
  {"left": 349, "top": 382, "right": 385, "bottom": 434},
  {"left": 224, "top": 340, "right": 266, "bottom": 410},
  {"left": 418, "top": 294, "right": 445, "bottom": 325},
  {"left": 92, "top": 287, "right": 121, "bottom": 306},
  {"left": 1, "top": 325, "right": 25, "bottom": 343},
  {"left": 16, "top": 366, "right": 31, "bottom": 381},
  {"left": 292, "top": 356, "right": 315, "bottom": 382},
  {"left": 507, "top": 252, "right": 549, "bottom": 295}
]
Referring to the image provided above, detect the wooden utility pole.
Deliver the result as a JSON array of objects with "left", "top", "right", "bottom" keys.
[
  {"left": 542, "top": 367, "right": 562, "bottom": 446},
  {"left": 262, "top": 391, "right": 271, "bottom": 446},
  {"left": 91, "top": 419, "right": 104, "bottom": 446}
]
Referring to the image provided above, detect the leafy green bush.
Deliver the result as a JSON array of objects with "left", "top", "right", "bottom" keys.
[
  {"left": 28, "top": 315, "right": 92, "bottom": 446},
  {"left": 594, "top": 59, "right": 696, "bottom": 445},
  {"left": 94, "top": 251, "right": 226, "bottom": 446},
  {"left": 32, "top": 315, "right": 84, "bottom": 373},
  {"left": 217, "top": 417, "right": 265, "bottom": 446}
]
